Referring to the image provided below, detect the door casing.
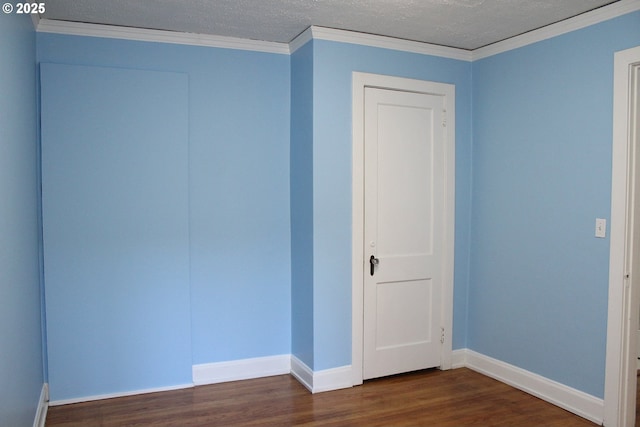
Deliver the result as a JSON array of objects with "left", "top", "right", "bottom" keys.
[
  {"left": 604, "top": 45, "right": 640, "bottom": 427},
  {"left": 351, "top": 72, "right": 455, "bottom": 386}
]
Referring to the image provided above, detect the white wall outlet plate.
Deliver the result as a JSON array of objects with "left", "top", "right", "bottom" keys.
[{"left": 595, "top": 218, "right": 606, "bottom": 238}]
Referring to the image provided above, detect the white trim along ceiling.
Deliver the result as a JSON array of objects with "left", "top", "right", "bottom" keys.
[{"left": 34, "top": 0, "right": 640, "bottom": 61}]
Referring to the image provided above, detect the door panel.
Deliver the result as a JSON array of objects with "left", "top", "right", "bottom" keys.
[
  {"left": 363, "top": 87, "right": 445, "bottom": 380},
  {"left": 377, "top": 102, "right": 434, "bottom": 257},
  {"left": 375, "top": 280, "right": 433, "bottom": 350}
]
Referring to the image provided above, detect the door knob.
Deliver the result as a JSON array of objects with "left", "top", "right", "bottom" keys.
[{"left": 370, "top": 255, "right": 379, "bottom": 276}]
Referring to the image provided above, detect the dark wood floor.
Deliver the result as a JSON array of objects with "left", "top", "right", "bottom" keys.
[{"left": 46, "top": 368, "right": 598, "bottom": 427}]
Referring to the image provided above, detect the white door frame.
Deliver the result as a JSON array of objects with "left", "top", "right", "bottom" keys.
[
  {"left": 604, "top": 45, "right": 640, "bottom": 427},
  {"left": 351, "top": 72, "right": 455, "bottom": 386}
]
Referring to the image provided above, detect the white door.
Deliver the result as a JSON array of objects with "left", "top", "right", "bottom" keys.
[{"left": 363, "top": 87, "right": 447, "bottom": 380}]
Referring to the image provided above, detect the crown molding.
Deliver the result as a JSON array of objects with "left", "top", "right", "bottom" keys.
[
  {"left": 31, "top": 14, "right": 40, "bottom": 30},
  {"left": 473, "top": 0, "right": 640, "bottom": 60},
  {"left": 289, "top": 27, "right": 313, "bottom": 54},
  {"left": 303, "top": 26, "right": 473, "bottom": 61},
  {"left": 35, "top": 19, "right": 290, "bottom": 55},
  {"left": 35, "top": 0, "right": 639, "bottom": 61}
]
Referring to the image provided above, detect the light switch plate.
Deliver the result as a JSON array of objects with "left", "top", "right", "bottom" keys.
[{"left": 595, "top": 218, "right": 606, "bottom": 238}]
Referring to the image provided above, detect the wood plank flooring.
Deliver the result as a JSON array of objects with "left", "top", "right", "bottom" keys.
[{"left": 46, "top": 368, "right": 598, "bottom": 427}]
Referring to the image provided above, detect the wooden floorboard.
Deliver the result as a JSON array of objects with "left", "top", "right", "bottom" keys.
[{"left": 46, "top": 368, "right": 598, "bottom": 426}]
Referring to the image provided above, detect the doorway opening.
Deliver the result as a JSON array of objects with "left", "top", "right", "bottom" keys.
[{"left": 604, "top": 45, "right": 640, "bottom": 427}]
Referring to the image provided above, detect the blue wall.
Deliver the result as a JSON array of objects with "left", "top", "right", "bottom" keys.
[
  {"left": 0, "top": 12, "right": 44, "bottom": 427},
  {"left": 37, "top": 34, "right": 292, "bottom": 376},
  {"left": 41, "top": 63, "right": 193, "bottom": 401},
  {"left": 302, "top": 40, "right": 473, "bottom": 370},
  {"left": 469, "top": 11, "right": 640, "bottom": 398},
  {"left": 32, "top": 6, "right": 640, "bottom": 404},
  {"left": 290, "top": 41, "right": 315, "bottom": 368}
]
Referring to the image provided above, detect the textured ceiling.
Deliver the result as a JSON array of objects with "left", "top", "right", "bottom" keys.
[{"left": 41, "top": 0, "right": 620, "bottom": 50}]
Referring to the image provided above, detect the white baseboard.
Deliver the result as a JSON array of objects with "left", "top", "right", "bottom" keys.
[
  {"left": 50, "top": 354, "right": 290, "bottom": 406},
  {"left": 456, "top": 349, "right": 604, "bottom": 425},
  {"left": 49, "top": 383, "right": 194, "bottom": 406},
  {"left": 192, "top": 354, "right": 291, "bottom": 386},
  {"left": 290, "top": 356, "right": 314, "bottom": 391},
  {"left": 451, "top": 348, "right": 467, "bottom": 369},
  {"left": 290, "top": 356, "right": 352, "bottom": 393},
  {"left": 46, "top": 349, "right": 602, "bottom": 425},
  {"left": 313, "top": 365, "right": 353, "bottom": 393},
  {"left": 33, "top": 383, "right": 48, "bottom": 427}
]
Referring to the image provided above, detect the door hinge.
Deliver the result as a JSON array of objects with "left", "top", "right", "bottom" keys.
[
  {"left": 440, "top": 327, "right": 445, "bottom": 344},
  {"left": 442, "top": 110, "right": 447, "bottom": 127}
]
